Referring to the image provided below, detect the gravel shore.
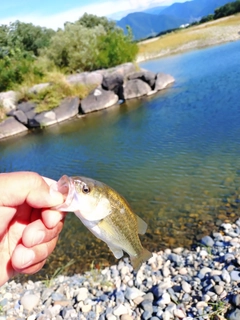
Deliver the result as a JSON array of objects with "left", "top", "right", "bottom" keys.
[{"left": 1, "top": 219, "right": 240, "bottom": 320}]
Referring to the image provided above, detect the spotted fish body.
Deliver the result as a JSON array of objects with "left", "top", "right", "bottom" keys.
[{"left": 55, "top": 175, "right": 152, "bottom": 271}]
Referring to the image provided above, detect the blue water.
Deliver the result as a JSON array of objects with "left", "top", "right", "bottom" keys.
[{"left": 1, "top": 40, "right": 240, "bottom": 277}]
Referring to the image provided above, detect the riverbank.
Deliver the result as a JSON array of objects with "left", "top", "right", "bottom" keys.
[
  {"left": 1, "top": 219, "right": 240, "bottom": 319},
  {"left": 137, "top": 14, "right": 240, "bottom": 62}
]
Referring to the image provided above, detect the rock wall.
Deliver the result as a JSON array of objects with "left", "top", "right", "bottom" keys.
[{"left": 0, "top": 63, "right": 175, "bottom": 140}]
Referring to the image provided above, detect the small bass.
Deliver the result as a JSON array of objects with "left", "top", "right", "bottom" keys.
[{"left": 54, "top": 175, "right": 152, "bottom": 271}]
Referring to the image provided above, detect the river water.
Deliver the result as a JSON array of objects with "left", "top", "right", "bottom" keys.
[{"left": 1, "top": 40, "right": 240, "bottom": 280}]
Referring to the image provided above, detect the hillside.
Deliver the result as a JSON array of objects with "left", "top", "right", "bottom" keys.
[{"left": 117, "top": 12, "right": 186, "bottom": 40}]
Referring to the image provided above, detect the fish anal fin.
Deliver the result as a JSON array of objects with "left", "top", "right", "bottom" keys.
[
  {"left": 108, "top": 245, "right": 124, "bottom": 259},
  {"left": 130, "top": 248, "right": 152, "bottom": 272},
  {"left": 136, "top": 215, "right": 148, "bottom": 235}
]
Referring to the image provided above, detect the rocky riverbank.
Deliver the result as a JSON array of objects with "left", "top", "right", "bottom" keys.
[
  {"left": 1, "top": 219, "right": 240, "bottom": 319},
  {"left": 0, "top": 63, "right": 174, "bottom": 140}
]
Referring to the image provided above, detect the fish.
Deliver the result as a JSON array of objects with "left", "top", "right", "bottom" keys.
[{"left": 53, "top": 175, "right": 152, "bottom": 271}]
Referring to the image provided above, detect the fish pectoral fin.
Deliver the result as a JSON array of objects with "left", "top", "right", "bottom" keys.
[
  {"left": 136, "top": 215, "right": 148, "bottom": 235},
  {"left": 108, "top": 245, "right": 124, "bottom": 259},
  {"left": 130, "top": 248, "right": 152, "bottom": 272}
]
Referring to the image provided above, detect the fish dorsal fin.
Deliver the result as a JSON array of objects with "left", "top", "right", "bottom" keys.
[{"left": 136, "top": 215, "right": 148, "bottom": 235}]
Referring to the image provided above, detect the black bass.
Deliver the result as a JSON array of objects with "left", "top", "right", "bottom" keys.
[{"left": 54, "top": 175, "right": 152, "bottom": 271}]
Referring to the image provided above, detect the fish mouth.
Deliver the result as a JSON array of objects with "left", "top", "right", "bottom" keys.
[{"left": 51, "top": 175, "right": 77, "bottom": 212}]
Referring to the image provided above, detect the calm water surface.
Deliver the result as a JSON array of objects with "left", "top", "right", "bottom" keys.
[{"left": 1, "top": 41, "right": 240, "bottom": 279}]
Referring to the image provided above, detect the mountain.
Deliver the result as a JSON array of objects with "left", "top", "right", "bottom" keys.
[
  {"left": 160, "top": 0, "right": 236, "bottom": 22},
  {"left": 117, "top": 12, "right": 186, "bottom": 40},
  {"left": 116, "top": 0, "right": 237, "bottom": 40}
]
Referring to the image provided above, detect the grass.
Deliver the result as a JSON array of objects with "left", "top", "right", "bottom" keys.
[
  {"left": 137, "top": 13, "right": 240, "bottom": 60},
  {"left": 42, "top": 258, "right": 75, "bottom": 287},
  {"left": 17, "top": 71, "right": 96, "bottom": 113}
]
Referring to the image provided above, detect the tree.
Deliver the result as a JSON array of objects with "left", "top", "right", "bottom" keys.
[
  {"left": 77, "top": 13, "right": 115, "bottom": 32},
  {"left": 45, "top": 15, "right": 138, "bottom": 72},
  {"left": 44, "top": 23, "right": 106, "bottom": 72}
]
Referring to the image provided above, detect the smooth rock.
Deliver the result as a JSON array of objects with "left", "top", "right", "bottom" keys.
[
  {"left": 154, "top": 73, "right": 175, "bottom": 91},
  {"left": 0, "top": 116, "right": 28, "bottom": 138},
  {"left": 67, "top": 71, "right": 103, "bottom": 87},
  {"left": 54, "top": 97, "right": 79, "bottom": 122},
  {"left": 128, "top": 71, "right": 156, "bottom": 89},
  {"left": 201, "top": 236, "right": 214, "bottom": 247},
  {"left": 13, "top": 110, "right": 28, "bottom": 125},
  {"left": 113, "top": 304, "right": 128, "bottom": 316},
  {"left": 21, "top": 294, "right": 39, "bottom": 311},
  {"left": 125, "top": 287, "right": 145, "bottom": 300},
  {"left": 181, "top": 280, "right": 191, "bottom": 293},
  {"left": 123, "top": 79, "right": 151, "bottom": 100},
  {"left": 231, "top": 270, "right": 240, "bottom": 282},
  {"left": 228, "top": 308, "right": 240, "bottom": 320},
  {"left": 81, "top": 88, "right": 118, "bottom": 114}
]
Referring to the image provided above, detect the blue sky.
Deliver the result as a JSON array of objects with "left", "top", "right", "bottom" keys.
[{"left": 0, "top": 0, "right": 190, "bottom": 29}]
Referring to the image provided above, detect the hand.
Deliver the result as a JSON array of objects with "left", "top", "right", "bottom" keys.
[{"left": 0, "top": 171, "right": 65, "bottom": 286}]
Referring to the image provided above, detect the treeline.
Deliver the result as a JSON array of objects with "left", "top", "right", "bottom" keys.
[
  {"left": 0, "top": 14, "right": 138, "bottom": 92},
  {"left": 198, "top": 0, "right": 240, "bottom": 23}
]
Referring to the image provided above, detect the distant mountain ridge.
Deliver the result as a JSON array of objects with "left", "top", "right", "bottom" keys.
[{"left": 116, "top": 0, "right": 236, "bottom": 40}]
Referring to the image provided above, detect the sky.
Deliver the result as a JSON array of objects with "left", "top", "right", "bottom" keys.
[{"left": 0, "top": 0, "right": 190, "bottom": 30}]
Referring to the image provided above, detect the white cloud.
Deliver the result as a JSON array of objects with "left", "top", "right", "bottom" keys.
[{"left": 0, "top": 0, "right": 190, "bottom": 29}]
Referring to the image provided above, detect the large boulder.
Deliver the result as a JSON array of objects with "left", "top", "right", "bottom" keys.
[
  {"left": 54, "top": 97, "right": 80, "bottom": 123},
  {"left": 67, "top": 72, "right": 103, "bottom": 87},
  {"left": 155, "top": 73, "right": 175, "bottom": 91},
  {"left": 123, "top": 79, "right": 152, "bottom": 100},
  {"left": 13, "top": 110, "right": 28, "bottom": 126},
  {"left": 0, "top": 91, "right": 18, "bottom": 113},
  {"left": 0, "top": 117, "right": 28, "bottom": 139},
  {"left": 102, "top": 73, "right": 124, "bottom": 99},
  {"left": 32, "top": 111, "right": 57, "bottom": 127},
  {"left": 16, "top": 101, "right": 37, "bottom": 126},
  {"left": 102, "top": 63, "right": 137, "bottom": 78},
  {"left": 80, "top": 88, "right": 118, "bottom": 114},
  {"left": 128, "top": 71, "right": 156, "bottom": 89}
]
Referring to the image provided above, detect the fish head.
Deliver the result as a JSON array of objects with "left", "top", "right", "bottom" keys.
[{"left": 54, "top": 175, "right": 112, "bottom": 222}]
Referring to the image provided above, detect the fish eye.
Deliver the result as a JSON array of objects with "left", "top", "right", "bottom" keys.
[{"left": 82, "top": 184, "right": 90, "bottom": 194}]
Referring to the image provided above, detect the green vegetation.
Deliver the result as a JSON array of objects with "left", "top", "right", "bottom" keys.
[
  {"left": 200, "top": 0, "right": 240, "bottom": 23},
  {"left": 42, "top": 258, "right": 75, "bottom": 287},
  {"left": 0, "top": 14, "right": 138, "bottom": 92},
  {"left": 18, "top": 72, "right": 96, "bottom": 113}
]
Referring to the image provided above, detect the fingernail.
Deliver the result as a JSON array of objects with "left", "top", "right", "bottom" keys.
[
  {"left": 32, "top": 230, "right": 45, "bottom": 246},
  {"left": 21, "top": 249, "right": 35, "bottom": 268}
]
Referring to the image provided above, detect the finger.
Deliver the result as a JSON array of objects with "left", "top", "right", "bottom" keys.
[
  {"left": 0, "top": 172, "right": 64, "bottom": 208},
  {"left": 11, "top": 236, "right": 59, "bottom": 273},
  {"left": 22, "top": 218, "right": 64, "bottom": 248},
  {"left": 41, "top": 208, "right": 66, "bottom": 229}
]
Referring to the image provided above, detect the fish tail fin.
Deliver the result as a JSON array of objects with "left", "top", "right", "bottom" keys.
[{"left": 130, "top": 248, "right": 152, "bottom": 272}]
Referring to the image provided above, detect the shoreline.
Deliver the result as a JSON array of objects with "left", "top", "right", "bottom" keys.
[
  {"left": 1, "top": 219, "right": 240, "bottom": 319},
  {"left": 137, "top": 15, "right": 240, "bottom": 62}
]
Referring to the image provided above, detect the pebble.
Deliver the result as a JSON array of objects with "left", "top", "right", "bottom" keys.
[{"left": 2, "top": 221, "right": 240, "bottom": 319}]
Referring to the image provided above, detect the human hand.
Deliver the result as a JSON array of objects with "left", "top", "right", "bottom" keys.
[{"left": 0, "top": 171, "right": 65, "bottom": 286}]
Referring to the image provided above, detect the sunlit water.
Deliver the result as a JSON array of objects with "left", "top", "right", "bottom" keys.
[{"left": 1, "top": 40, "right": 240, "bottom": 279}]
